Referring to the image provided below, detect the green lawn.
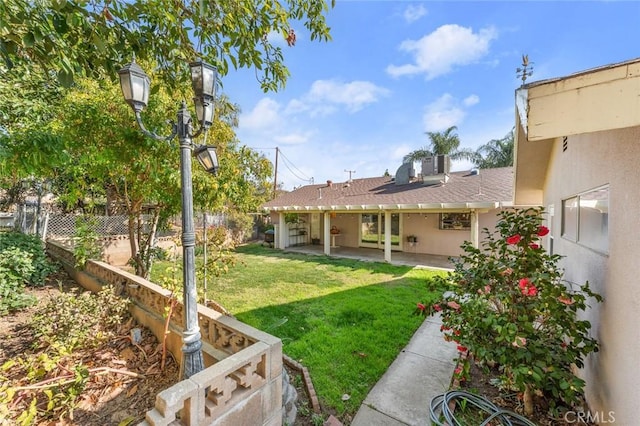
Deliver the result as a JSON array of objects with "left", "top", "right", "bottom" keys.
[{"left": 152, "top": 243, "right": 447, "bottom": 417}]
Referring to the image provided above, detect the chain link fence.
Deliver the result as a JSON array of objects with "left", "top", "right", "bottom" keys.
[{"left": 13, "top": 203, "right": 230, "bottom": 242}]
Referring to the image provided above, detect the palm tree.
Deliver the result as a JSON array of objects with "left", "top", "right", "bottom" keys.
[
  {"left": 472, "top": 128, "right": 514, "bottom": 168},
  {"left": 404, "top": 126, "right": 475, "bottom": 163}
]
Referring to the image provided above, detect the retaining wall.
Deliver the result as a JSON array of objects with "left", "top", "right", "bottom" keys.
[{"left": 47, "top": 240, "right": 283, "bottom": 426}]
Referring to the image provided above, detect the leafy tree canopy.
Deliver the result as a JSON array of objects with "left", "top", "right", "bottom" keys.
[
  {"left": 470, "top": 128, "right": 514, "bottom": 169},
  {"left": 404, "top": 126, "right": 475, "bottom": 163},
  {"left": 0, "top": 0, "right": 334, "bottom": 91}
]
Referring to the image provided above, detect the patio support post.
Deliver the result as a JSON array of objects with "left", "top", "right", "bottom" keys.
[
  {"left": 470, "top": 210, "right": 479, "bottom": 248},
  {"left": 323, "top": 212, "right": 331, "bottom": 255},
  {"left": 278, "top": 212, "right": 287, "bottom": 249},
  {"left": 384, "top": 210, "right": 392, "bottom": 263}
]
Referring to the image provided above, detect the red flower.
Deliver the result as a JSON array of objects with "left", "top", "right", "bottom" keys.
[
  {"left": 518, "top": 278, "right": 538, "bottom": 296},
  {"left": 529, "top": 242, "right": 540, "bottom": 250},
  {"left": 558, "top": 296, "right": 574, "bottom": 305},
  {"left": 506, "top": 234, "right": 522, "bottom": 245},
  {"left": 537, "top": 225, "right": 550, "bottom": 237},
  {"left": 417, "top": 303, "right": 426, "bottom": 311},
  {"left": 447, "top": 300, "right": 461, "bottom": 310},
  {"left": 433, "top": 304, "right": 442, "bottom": 312},
  {"left": 456, "top": 345, "right": 467, "bottom": 353}
]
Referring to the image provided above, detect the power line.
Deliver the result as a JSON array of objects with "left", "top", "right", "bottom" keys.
[
  {"left": 247, "top": 146, "right": 314, "bottom": 190},
  {"left": 278, "top": 149, "right": 312, "bottom": 183}
]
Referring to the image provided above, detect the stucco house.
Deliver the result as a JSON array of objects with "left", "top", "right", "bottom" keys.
[
  {"left": 514, "top": 57, "right": 640, "bottom": 424},
  {"left": 261, "top": 160, "right": 513, "bottom": 263}
]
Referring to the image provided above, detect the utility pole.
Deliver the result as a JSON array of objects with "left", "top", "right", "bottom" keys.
[
  {"left": 344, "top": 169, "right": 356, "bottom": 182},
  {"left": 273, "top": 147, "right": 279, "bottom": 199}
]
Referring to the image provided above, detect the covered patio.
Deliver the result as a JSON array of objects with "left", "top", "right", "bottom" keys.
[{"left": 282, "top": 244, "right": 455, "bottom": 270}]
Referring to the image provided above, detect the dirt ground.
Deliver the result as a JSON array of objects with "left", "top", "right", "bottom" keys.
[
  {"left": 458, "top": 360, "right": 595, "bottom": 426},
  {"left": 0, "top": 270, "right": 180, "bottom": 425}
]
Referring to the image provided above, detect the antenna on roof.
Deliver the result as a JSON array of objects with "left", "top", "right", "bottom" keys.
[{"left": 344, "top": 169, "right": 356, "bottom": 182}]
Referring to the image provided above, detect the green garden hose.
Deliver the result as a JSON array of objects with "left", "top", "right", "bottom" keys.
[{"left": 430, "top": 390, "right": 538, "bottom": 426}]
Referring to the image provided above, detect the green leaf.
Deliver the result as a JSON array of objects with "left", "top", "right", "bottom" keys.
[{"left": 22, "top": 32, "right": 35, "bottom": 47}]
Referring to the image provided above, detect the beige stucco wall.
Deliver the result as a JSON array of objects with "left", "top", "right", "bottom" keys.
[
  {"left": 393, "top": 210, "right": 503, "bottom": 256},
  {"left": 271, "top": 210, "right": 505, "bottom": 257},
  {"left": 539, "top": 125, "right": 640, "bottom": 424}
]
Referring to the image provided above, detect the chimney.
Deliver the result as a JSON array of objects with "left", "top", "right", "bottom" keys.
[{"left": 326, "top": 180, "right": 333, "bottom": 188}]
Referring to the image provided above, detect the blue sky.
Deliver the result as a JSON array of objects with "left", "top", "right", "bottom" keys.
[{"left": 222, "top": 1, "right": 640, "bottom": 190}]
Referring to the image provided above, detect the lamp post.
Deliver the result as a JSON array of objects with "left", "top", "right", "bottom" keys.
[{"left": 118, "top": 58, "right": 219, "bottom": 379}]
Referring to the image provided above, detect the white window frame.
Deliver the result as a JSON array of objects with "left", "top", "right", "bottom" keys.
[{"left": 561, "top": 185, "right": 609, "bottom": 255}]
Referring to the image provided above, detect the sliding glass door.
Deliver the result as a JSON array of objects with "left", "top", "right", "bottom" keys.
[{"left": 360, "top": 213, "right": 400, "bottom": 248}]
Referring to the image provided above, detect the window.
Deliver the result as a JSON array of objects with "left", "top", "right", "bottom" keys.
[
  {"left": 440, "top": 213, "right": 471, "bottom": 230},
  {"left": 561, "top": 186, "right": 609, "bottom": 253}
]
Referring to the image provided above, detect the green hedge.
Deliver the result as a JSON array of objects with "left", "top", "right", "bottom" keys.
[{"left": 0, "top": 232, "right": 58, "bottom": 315}]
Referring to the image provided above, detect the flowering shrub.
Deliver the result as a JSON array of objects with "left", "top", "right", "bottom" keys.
[{"left": 420, "top": 208, "right": 602, "bottom": 416}]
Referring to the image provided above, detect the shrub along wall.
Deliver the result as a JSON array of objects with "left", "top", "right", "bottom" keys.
[{"left": 46, "top": 240, "right": 283, "bottom": 426}]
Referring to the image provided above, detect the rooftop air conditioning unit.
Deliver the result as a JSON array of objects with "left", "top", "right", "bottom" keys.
[{"left": 421, "top": 155, "right": 451, "bottom": 177}]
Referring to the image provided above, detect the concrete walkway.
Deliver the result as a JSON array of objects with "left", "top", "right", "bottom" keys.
[{"left": 351, "top": 314, "right": 458, "bottom": 426}]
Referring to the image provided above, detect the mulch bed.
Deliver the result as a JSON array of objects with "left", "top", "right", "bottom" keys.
[{"left": 0, "top": 270, "right": 180, "bottom": 425}]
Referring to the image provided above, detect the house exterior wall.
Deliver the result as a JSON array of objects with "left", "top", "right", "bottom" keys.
[
  {"left": 402, "top": 211, "right": 504, "bottom": 256},
  {"left": 539, "top": 125, "right": 640, "bottom": 425},
  {"left": 270, "top": 210, "right": 505, "bottom": 256}
]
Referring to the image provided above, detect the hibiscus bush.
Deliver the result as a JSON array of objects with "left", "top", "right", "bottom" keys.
[{"left": 420, "top": 208, "right": 602, "bottom": 416}]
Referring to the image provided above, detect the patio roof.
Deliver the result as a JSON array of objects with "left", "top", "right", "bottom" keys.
[{"left": 262, "top": 167, "right": 514, "bottom": 212}]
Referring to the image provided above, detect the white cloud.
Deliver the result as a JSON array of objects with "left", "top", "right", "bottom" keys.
[
  {"left": 463, "top": 94, "right": 480, "bottom": 107},
  {"left": 423, "top": 93, "right": 467, "bottom": 131},
  {"left": 240, "top": 98, "right": 282, "bottom": 130},
  {"left": 392, "top": 143, "right": 413, "bottom": 161},
  {"left": 403, "top": 4, "right": 427, "bottom": 23},
  {"left": 287, "top": 79, "right": 390, "bottom": 116},
  {"left": 386, "top": 24, "right": 497, "bottom": 80},
  {"left": 274, "top": 131, "right": 314, "bottom": 145},
  {"left": 238, "top": 98, "right": 314, "bottom": 149},
  {"left": 265, "top": 29, "right": 288, "bottom": 47}
]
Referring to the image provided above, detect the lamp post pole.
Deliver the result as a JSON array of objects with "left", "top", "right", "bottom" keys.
[
  {"left": 118, "top": 59, "right": 219, "bottom": 379},
  {"left": 176, "top": 103, "right": 204, "bottom": 378}
]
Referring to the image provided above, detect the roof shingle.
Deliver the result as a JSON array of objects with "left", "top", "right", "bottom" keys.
[{"left": 262, "top": 167, "right": 513, "bottom": 211}]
